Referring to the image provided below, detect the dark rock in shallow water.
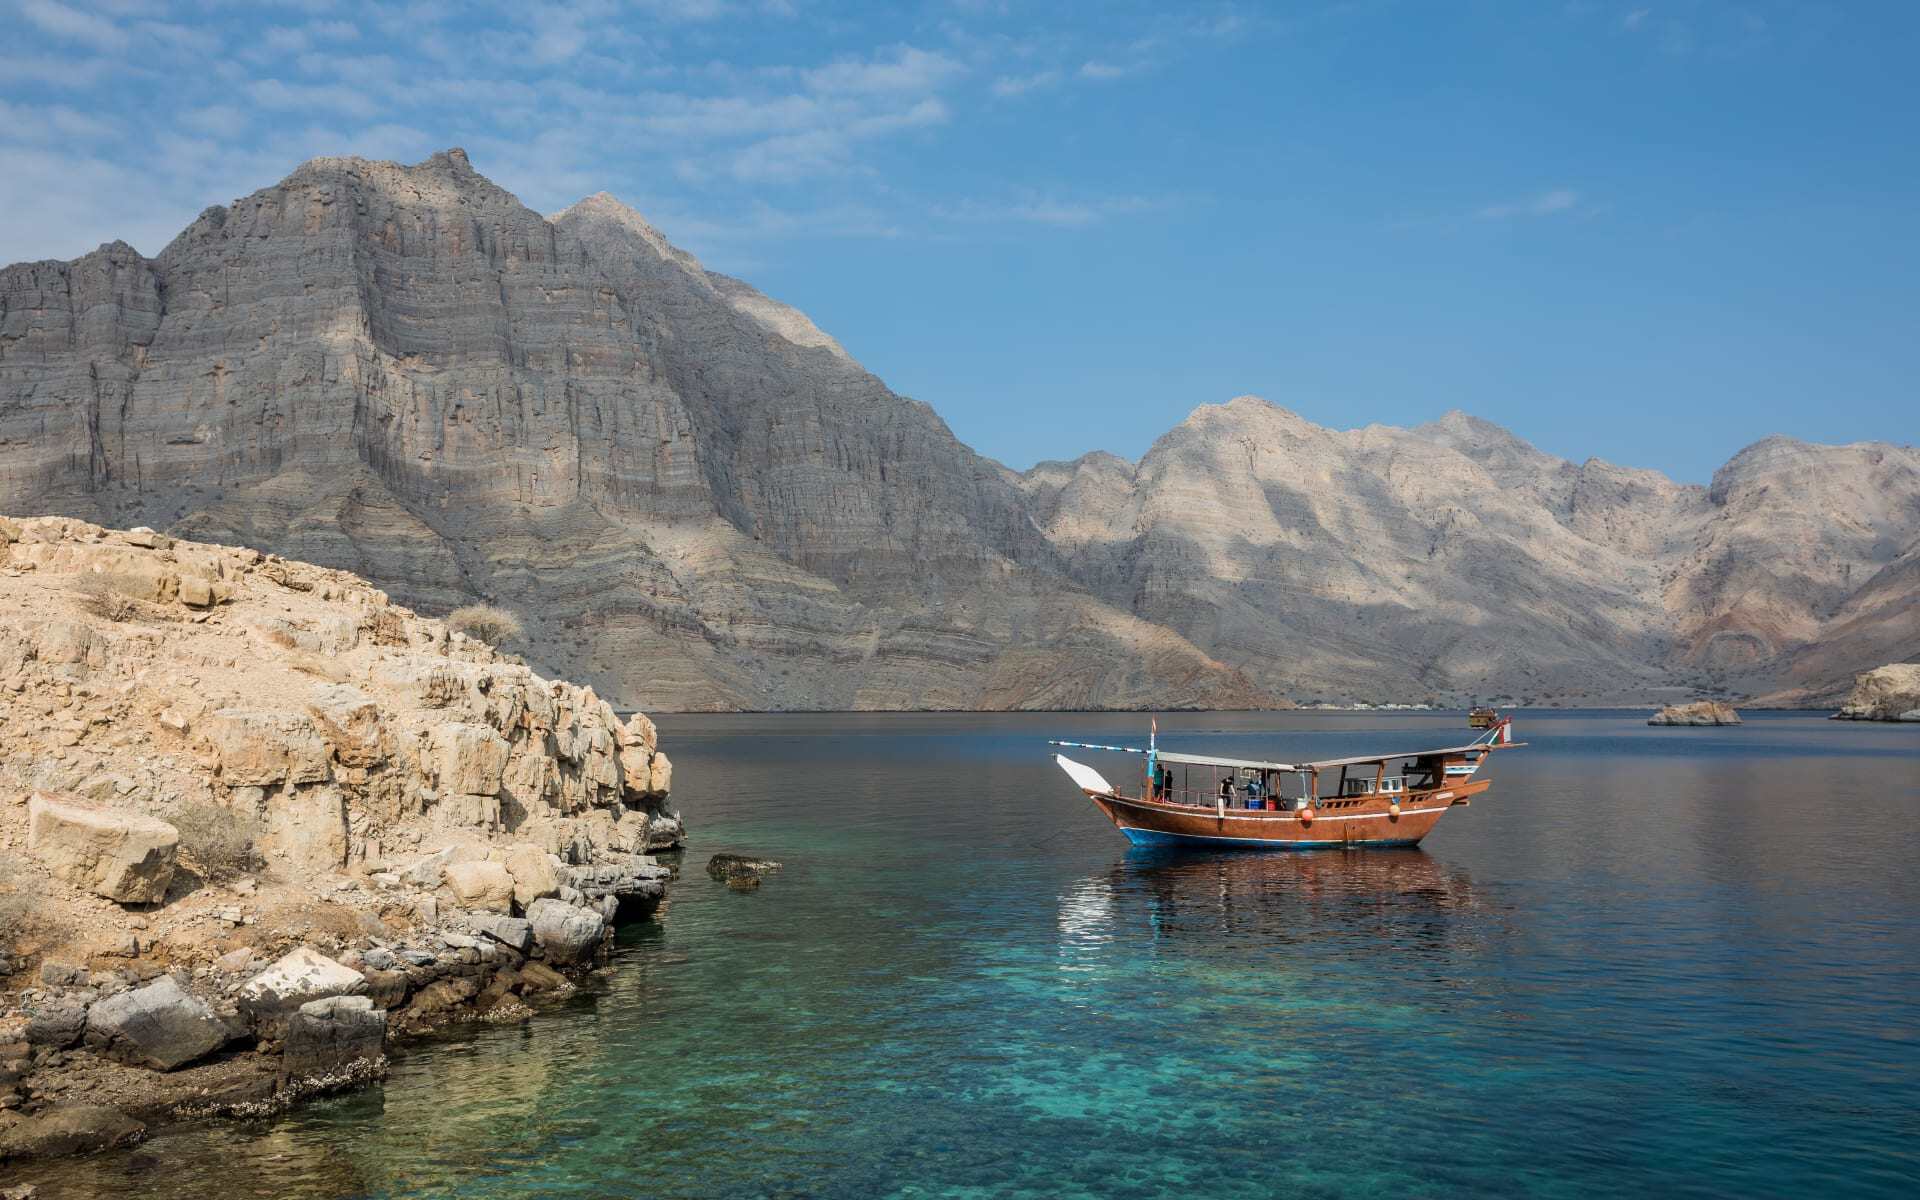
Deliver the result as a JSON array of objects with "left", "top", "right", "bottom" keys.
[
  {"left": 280, "top": 996, "right": 386, "bottom": 1083},
  {"left": 0, "top": 1105, "right": 143, "bottom": 1161},
  {"left": 707, "top": 854, "right": 782, "bottom": 888},
  {"left": 524, "top": 898, "right": 608, "bottom": 966}
]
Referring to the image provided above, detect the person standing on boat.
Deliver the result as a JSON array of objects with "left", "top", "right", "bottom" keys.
[
  {"left": 1244, "top": 772, "right": 1264, "bottom": 809},
  {"left": 1218, "top": 776, "right": 1234, "bottom": 806},
  {"left": 1154, "top": 763, "right": 1172, "bottom": 801}
]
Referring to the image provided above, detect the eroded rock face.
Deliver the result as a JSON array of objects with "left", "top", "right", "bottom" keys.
[
  {"left": 1833, "top": 663, "right": 1920, "bottom": 721},
  {"left": 26, "top": 793, "right": 177, "bottom": 904}
]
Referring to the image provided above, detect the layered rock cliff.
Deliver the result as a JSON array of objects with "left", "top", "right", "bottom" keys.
[
  {"left": 0, "top": 149, "right": 1912, "bottom": 708},
  {"left": 0, "top": 150, "right": 1260, "bottom": 712}
]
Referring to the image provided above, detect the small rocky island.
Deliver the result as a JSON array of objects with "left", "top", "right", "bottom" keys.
[
  {"left": 1832, "top": 663, "right": 1920, "bottom": 722},
  {"left": 1648, "top": 701, "right": 1743, "bottom": 726},
  {"left": 0, "top": 516, "right": 684, "bottom": 1164}
]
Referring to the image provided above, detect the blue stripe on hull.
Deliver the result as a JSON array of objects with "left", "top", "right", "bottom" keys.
[{"left": 1119, "top": 827, "right": 1425, "bottom": 851}]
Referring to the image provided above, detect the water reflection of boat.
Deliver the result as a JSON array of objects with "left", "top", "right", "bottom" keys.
[
  {"left": 1061, "top": 849, "right": 1481, "bottom": 949},
  {"left": 1050, "top": 719, "right": 1521, "bottom": 850}
]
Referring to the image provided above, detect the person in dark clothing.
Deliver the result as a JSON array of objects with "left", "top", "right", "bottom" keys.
[{"left": 1154, "top": 763, "right": 1173, "bottom": 801}]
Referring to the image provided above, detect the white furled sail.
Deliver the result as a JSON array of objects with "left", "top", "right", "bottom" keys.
[{"left": 1054, "top": 754, "right": 1115, "bottom": 796}]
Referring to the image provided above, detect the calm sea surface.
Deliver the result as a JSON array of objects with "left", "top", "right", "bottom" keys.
[{"left": 14, "top": 711, "right": 1920, "bottom": 1199}]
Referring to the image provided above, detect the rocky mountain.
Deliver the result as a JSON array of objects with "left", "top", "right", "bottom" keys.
[
  {"left": 0, "top": 149, "right": 1912, "bottom": 709},
  {"left": 0, "top": 149, "right": 1259, "bottom": 712},
  {"left": 1021, "top": 400, "right": 1919, "bottom": 705}
]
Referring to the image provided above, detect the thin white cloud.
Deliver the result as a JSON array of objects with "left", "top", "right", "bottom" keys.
[
  {"left": 19, "top": 0, "right": 127, "bottom": 50},
  {"left": 1077, "top": 60, "right": 1131, "bottom": 80},
  {"left": 804, "top": 46, "right": 964, "bottom": 95},
  {"left": 1477, "top": 189, "right": 1580, "bottom": 220},
  {"left": 246, "top": 78, "right": 383, "bottom": 121},
  {"left": 0, "top": 99, "right": 120, "bottom": 142},
  {"left": 0, "top": 53, "right": 114, "bottom": 87},
  {"left": 181, "top": 105, "right": 251, "bottom": 138},
  {"left": 991, "top": 70, "right": 1062, "bottom": 97},
  {"left": 935, "top": 192, "right": 1169, "bottom": 227}
]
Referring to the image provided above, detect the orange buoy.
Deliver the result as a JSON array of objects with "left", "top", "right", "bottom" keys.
[
  {"left": 1299, "top": 807, "right": 1315, "bottom": 823},
  {"left": 1389, "top": 802, "right": 1401, "bottom": 818}
]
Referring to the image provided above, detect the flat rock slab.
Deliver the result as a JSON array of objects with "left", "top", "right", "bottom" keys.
[
  {"left": 26, "top": 792, "right": 178, "bottom": 904},
  {"left": 238, "top": 946, "right": 367, "bottom": 1016},
  {"left": 0, "top": 1105, "right": 144, "bottom": 1162},
  {"left": 84, "top": 975, "right": 234, "bottom": 1071}
]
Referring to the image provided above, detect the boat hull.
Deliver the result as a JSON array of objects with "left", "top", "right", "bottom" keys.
[{"left": 1087, "top": 782, "right": 1488, "bottom": 851}]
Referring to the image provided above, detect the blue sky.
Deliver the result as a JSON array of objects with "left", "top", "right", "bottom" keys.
[{"left": 1, "top": 1, "right": 1912, "bottom": 482}]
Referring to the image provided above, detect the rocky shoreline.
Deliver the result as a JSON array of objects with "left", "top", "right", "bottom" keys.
[
  {"left": 0, "top": 515, "right": 687, "bottom": 1166},
  {"left": 1830, "top": 664, "right": 1920, "bottom": 722}
]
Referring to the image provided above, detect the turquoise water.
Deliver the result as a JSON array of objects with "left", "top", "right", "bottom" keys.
[{"left": 15, "top": 711, "right": 1920, "bottom": 1198}]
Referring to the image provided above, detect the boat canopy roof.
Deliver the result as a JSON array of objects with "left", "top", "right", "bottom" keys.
[
  {"left": 1156, "top": 750, "right": 1299, "bottom": 772},
  {"left": 1048, "top": 737, "right": 1513, "bottom": 773},
  {"left": 1300, "top": 743, "right": 1499, "bottom": 770}
]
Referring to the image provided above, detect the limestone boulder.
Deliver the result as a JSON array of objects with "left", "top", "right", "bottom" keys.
[
  {"left": 206, "top": 709, "right": 332, "bottom": 787},
  {"left": 26, "top": 793, "right": 178, "bottom": 904},
  {"left": 524, "top": 898, "right": 607, "bottom": 965},
  {"left": 83, "top": 976, "right": 235, "bottom": 1071},
  {"left": 443, "top": 860, "right": 514, "bottom": 913},
  {"left": 502, "top": 844, "right": 560, "bottom": 907},
  {"left": 238, "top": 947, "right": 367, "bottom": 1018},
  {"left": 647, "top": 751, "right": 673, "bottom": 798},
  {"left": 280, "top": 995, "right": 386, "bottom": 1080}
]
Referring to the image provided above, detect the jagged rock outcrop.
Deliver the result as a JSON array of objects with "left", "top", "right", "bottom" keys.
[
  {"left": 1831, "top": 663, "right": 1920, "bottom": 721},
  {"left": 1648, "top": 701, "right": 1743, "bottom": 726},
  {"left": 0, "top": 149, "right": 1912, "bottom": 708},
  {"left": 0, "top": 514, "right": 686, "bottom": 1158}
]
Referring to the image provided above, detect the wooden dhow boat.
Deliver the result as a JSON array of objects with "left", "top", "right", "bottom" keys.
[{"left": 1050, "top": 719, "right": 1520, "bottom": 850}]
